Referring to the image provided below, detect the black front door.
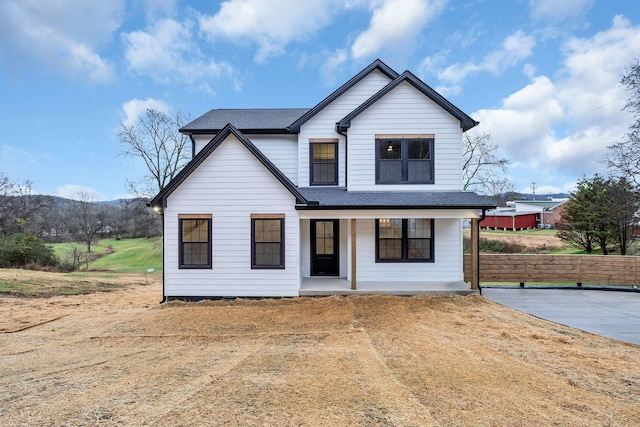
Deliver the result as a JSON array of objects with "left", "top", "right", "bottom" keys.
[{"left": 311, "top": 220, "right": 339, "bottom": 276}]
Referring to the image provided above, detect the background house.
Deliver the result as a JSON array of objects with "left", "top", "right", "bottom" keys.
[{"left": 481, "top": 199, "right": 568, "bottom": 230}]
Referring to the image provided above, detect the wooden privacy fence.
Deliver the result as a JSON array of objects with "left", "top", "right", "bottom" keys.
[{"left": 463, "top": 254, "right": 640, "bottom": 286}]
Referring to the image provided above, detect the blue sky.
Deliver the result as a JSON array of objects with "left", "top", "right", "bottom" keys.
[{"left": 0, "top": 0, "right": 638, "bottom": 200}]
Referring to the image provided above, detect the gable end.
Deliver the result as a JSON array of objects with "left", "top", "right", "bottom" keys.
[
  {"left": 150, "top": 124, "right": 307, "bottom": 208},
  {"left": 287, "top": 59, "right": 399, "bottom": 133},
  {"left": 336, "top": 71, "right": 479, "bottom": 132}
]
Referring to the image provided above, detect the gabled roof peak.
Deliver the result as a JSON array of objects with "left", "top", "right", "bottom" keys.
[
  {"left": 336, "top": 70, "right": 478, "bottom": 132},
  {"left": 287, "top": 59, "right": 399, "bottom": 132},
  {"left": 150, "top": 123, "right": 307, "bottom": 208}
]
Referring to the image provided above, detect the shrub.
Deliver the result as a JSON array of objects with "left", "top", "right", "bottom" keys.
[{"left": 0, "top": 232, "right": 59, "bottom": 268}]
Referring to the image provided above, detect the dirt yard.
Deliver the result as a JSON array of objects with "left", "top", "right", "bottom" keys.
[{"left": 1, "top": 272, "right": 639, "bottom": 426}]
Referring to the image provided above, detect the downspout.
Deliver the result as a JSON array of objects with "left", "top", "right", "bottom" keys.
[
  {"left": 189, "top": 134, "right": 196, "bottom": 159},
  {"left": 160, "top": 209, "right": 167, "bottom": 303},
  {"left": 337, "top": 127, "right": 348, "bottom": 187}
]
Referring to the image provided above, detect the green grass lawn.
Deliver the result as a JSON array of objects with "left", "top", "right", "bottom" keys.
[
  {"left": 1, "top": 238, "right": 162, "bottom": 297},
  {"left": 88, "top": 238, "right": 163, "bottom": 273},
  {"left": 50, "top": 237, "right": 162, "bottom": 273},
  {"left": 51, "top": 240, "right": 111, "bottom": 259}
]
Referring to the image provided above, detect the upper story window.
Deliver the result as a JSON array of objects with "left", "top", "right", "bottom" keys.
[
  {"left": 179, "top": 214, "right": 212, "bottom": 269},
  {"left": 375, "top": 135, "right": 434, "bottom": 184},
  {"left": 310, "top": 140, "right": 338, "bottom": 186}
]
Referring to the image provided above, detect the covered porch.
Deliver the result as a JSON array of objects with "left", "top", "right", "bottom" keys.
[{"left": 295, "top": 188, "right": 489, "bottom": 296}]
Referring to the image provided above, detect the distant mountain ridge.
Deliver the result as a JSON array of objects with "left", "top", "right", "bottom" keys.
[{"left": 511, "top": 192, "right": 570, "bottom": 200}]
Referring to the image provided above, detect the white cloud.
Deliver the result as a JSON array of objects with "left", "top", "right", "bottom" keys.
[
  {"left": 121, "top": 98, "right": 171, "bottom": 127},
  {"left": 56, "top": 184, "right": 105, "bottom": 201},
  {"left": 122, "top": 18, "right": 233, "bottom": 89},
  {"left": 321, "top": 49, "right": 349, "bottom": 86},
  {"left": 431, "top": 30, "right": 536, "bottom": 88},
  {"left": 529, "top": 0, "right": 594, "bottom": 24},
  {"left": 471, "top": 16, "right": 640, "bottom": 186},
  {"left": 351, "top": 0, "right": 447, "bottom": 59},
  {"left": 199, "top": 0, "right": 340, "bottom": 63},
  {"left": 0, "top": 0, "right": 123, "bottom": 82},
  {"left": 139, "top": 0, "right": 177, "bottom": 20}
]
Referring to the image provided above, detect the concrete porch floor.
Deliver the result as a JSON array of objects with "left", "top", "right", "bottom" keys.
[{"left": 300, "top": 277, "right": 477, "bottom": 296}]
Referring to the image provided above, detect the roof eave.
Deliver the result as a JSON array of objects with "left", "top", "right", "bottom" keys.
[
  {"left": 180, "top": 128, "right": 294, "bottom": 135},
  {"left": 295, "top": 204, "right": 496, "bottom": 211}
]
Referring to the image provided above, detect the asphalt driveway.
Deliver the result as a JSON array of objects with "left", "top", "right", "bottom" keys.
[{"left": 482, "top": 288, "right": 640, "bottom": 345}]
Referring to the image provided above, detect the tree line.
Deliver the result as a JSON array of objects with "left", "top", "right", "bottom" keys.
[{"left": 0, "top": 176, "right": 161, "bottom": 269}]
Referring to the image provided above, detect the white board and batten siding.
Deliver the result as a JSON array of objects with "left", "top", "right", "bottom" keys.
[
  {"left": 298, "top": 70, "right": 394, "bottom": 187},
  {"left": 347, "top": 81, "right": 464, "bottom": 192},
  {"left": 193, "top": 134, "right": 299, "bottom": 185},
  {"left": 164, "top": 134, "right": 300, "bottom": 297}
]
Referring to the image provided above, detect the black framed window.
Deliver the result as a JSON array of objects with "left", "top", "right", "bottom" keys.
[
  {"left": 376, "top": 218, "right": 433, "bottom": 262},
  {"left": 251, "top": 217, "right": 285, "bottom": 269},
  {"left": 310, "top": 142, "right": 338, "bottom": 185},
  {"left": 179, "top": 217, "right": 212, "bottom": 269},
  {"left": 376, "top": 138, "right": 433, "bottom": 184}
]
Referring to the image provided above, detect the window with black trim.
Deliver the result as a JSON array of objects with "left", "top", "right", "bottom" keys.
[
  {"left": 251, "top": 217, "right": 285, "bottom": 269},
  {"left": 376, "top": 137, "right": 433, "bottom": 184},
  {"left": 310, "top": 142, "right": 338, "bottom": 185},
  {"left": 376, "top": 218, "right": 433, "bottom": 262},
  {"left": 179, "top": 217, "right": 212, "bottom": 269}
]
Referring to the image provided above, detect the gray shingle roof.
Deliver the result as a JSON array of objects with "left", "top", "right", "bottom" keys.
[
  {"left": 180, "top": 108, "right": 310, "bottom": 134},
  {"left": 297, "top": 187, "right": 496, "bottom": 209}
]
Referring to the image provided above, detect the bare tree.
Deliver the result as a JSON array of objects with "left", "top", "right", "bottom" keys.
[
  {"left": 0, "top": 173, "right": 15, "bottom": 235},
  {"left": 118, "top": 109, "right": 191, "bottom": 197},
  {"left": 7, "top": 181, "right": 50, "bottom": 233},
  {"left": 484, "top": 178, "right": 517, "bottom": 207},
  {"left": 69, "top": 192, "right": 102, "bottom": 253},
  {"left": 607, "top": 59, "right": 640, "bottom": 187},
  {"left": 462, "top": 133, "right": 510, "bottom": 198}
]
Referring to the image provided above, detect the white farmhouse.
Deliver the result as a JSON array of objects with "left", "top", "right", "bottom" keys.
[{"left": 150, "top": 60, "right": 495, "bottom": 300}]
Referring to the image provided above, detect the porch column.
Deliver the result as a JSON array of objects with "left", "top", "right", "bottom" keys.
[
  {"left": 351, "top": 219, "right": 357, "bottom": 290},
  {"left": 470, "top": 217, "right": 480, "bottom": 290}
]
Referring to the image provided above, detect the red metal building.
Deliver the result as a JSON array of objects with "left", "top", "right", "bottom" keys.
[{"left": 480, "top": 212, "right": 537, "bottom": 231}]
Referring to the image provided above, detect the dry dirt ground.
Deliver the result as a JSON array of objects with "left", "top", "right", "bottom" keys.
[{"left": 1, "top": 272, "right": 639, "bottom": 426}]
